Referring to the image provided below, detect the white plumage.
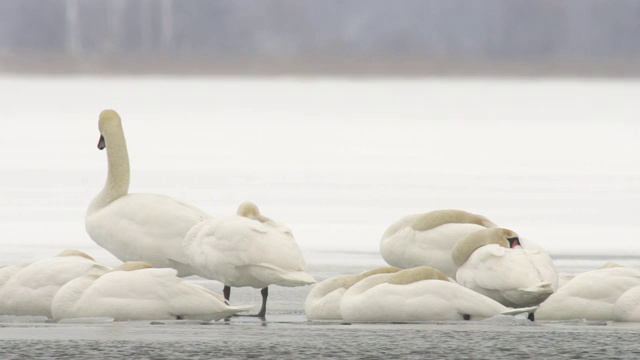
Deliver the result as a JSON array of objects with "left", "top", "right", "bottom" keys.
[
  {"left": 0, "top": 250, "right": 109, "bottom": 318},
  {"left": 536, "top": 266, "right": 640, "bottom": 321},
  {"left": 380, "top": 210, "right": 496, "bottom": 279},
  {"left": 51, "top": 262, "right": 252, "bottom": 321},
  {"left": 85, "top": 110, "right": 211, "bottom": 276},
  {"left": 184, "top": 201, "right": 315, "bottom": 317},
  {"left": 340, "top": 266, "right": 536, "bottom": 322},
  {"left": 453, "top": 228, "right": 558, "bottom": 307},
  {"left": 305, "top": 267, "right": 400, "bottom": 320}
]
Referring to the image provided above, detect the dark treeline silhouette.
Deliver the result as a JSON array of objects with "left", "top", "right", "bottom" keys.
[{"left": 1, "top": 0, "right": 640, "bottom": 76}]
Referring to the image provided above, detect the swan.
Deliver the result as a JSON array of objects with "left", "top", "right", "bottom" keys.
[
  {"left": 0, "top": 263, "right": 29, "bottom": 289},
  {"left": 184, "top": 201, "right": 316, "bottom": 318},
  {"left": 613, "top": 285, "right": 640, "bottom": 322},
  {"left": 452, "top": 228, "right": 558, "bottom": 307},
  {"left": 340, "top": 266, "right": 536, "bottom": 322},
  {"left": 0, "top": 250, "right": 109, "bottom": 318},
  {"left": 535, "top": 266, "right": 640, "bottom": 321},
  {"left": 51, "top": 261, "right": 253, "bottom": 321},
  {"left": 85, "top": 109, "right": 211, "bottom": 276},
  {"left": 379, "top": 209, "right": 497, "bottom": 279},
  {"left": 305, "top": 267, "right": 401, "bottom": 320}
]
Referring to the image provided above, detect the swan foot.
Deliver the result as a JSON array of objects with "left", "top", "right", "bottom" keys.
[
  {"left": 528, "top": 312, "right": 535, "bottom": 321},
  {"left": 463, "top": 314, "right": 471, "bottom": 321}
]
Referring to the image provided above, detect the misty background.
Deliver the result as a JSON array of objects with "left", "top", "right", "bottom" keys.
[{"left": 1, "top": 0, "right": 640, "bottom": 76}]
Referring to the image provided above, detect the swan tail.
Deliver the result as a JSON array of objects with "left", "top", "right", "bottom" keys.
[
  {"left": 500, "top": 306, "right": 538, "bottom": 317},
  {"left": 210, "top": 304, "right": 255, "bottom": 321},
  {"left": 244, "top": 264, "right": 316, "bottom": 287}
]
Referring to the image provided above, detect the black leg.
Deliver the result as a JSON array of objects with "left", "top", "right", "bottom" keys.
[
  {"left": 223, "top": 285, "right": 231, "bottom": 302},
  {"left": 528, "top": 312, "right": 535, "bottom": 321},
  {"left": 257, "top": 287, "right": 268, "bottom": 319},
  {"left": 463, "top": 314, "right": 471, "bottom": 321}
]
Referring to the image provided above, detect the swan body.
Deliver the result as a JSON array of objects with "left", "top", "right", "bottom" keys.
[
  {"left": 379, "top": 210, "right": 497, "bottom": 279},
  {"left": 305, "top": 267, "right": 400, "bottom": 320},
  {"left": 0, "top": 250, "right": 109, "bottom": 318},
  {"left": 184, "top": 202, "right": 315, "bottom": 317},
  {"left": 536, "top": 267, "right": 640, "bottom": 321},
  {"left": 340, "top": 266, "right": 536, "bottom": 322},
  {"left": 51, "top": 262, "right": 252, "bottom": 321},
  {"left": 453, "top": 228, "right": 558, "bottom": 307},
  {"left": 86, "top": 110, "right": 211, "bottom": 276}
]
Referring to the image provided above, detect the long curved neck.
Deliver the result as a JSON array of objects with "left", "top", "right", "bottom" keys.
[{"left": 89, "top": 125, "right": 130, "bottom": 212}]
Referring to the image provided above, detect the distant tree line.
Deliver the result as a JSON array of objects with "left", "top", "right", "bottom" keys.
[{"left": 1, "top": 0, "right": 639, "bottom": 75}]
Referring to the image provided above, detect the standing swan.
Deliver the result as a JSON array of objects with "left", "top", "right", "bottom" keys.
[
  {"left": 51, "top": 262, "right": 252, "bottom": 321},
  {"left": 452, "top": 228, "right": 557, "bottom": 308},
  {"left": 184, "top": 201, "right": 316, "bottom": 318},
  {"left": 380, "top": 209, "right": 497, "bottom": 279},
  {"left": 86, "top": 110, "right": 211, "bottom": 276}
]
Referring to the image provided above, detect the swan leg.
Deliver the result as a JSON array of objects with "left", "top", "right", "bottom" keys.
[
  {"left": 463, "top": 314, "right": 471, "bottom": 321},
  {"left": 528, "top": 312, "right": 535, "bottom": 321},
  {"left": 223, "top": 285, "right": 231, "bottom": 301},
  {"left": 257, "top": 287, "right": 268, "bottom": 319}
]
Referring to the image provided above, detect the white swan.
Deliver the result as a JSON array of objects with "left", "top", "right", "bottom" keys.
[
  {"left": 184, "top": 201, "right": 315, "bottom": 318},
  {"left": 452, "top": 228, "right": 558, "bottom": 308},
  {"left": 0, "top": 263, "right": 29, "bottom": 289},
  {"left": 86, "top": 109, "right": 211, "bottom": 276},
  {"left": 340, "top": 266, "right": 536, "bottom": 322},
  {"left": 536, "top": 266, "right": 640, "bottom": 321},
  {"left": 51, "top": 261, "right": 252, "bottom": 321},
  {"left": 0, "top": 250, "right": 109, "bottom": 318},
  {"left": 379, "top": 209, "right": 497, "bottom": 279},
  {"left": 613, "top": 285, "right": 640, "bottom": 322},
  {"left": 305, "top": 267, "right": 401, "bottom": 320}
]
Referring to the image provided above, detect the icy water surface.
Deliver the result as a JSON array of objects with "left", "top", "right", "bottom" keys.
[{"left": 2, "top": 253, "right": 640, "bottom": 359}]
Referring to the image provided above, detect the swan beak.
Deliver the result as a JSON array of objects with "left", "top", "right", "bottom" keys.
[
  {"left": 97, "top": 135, "right": 106, "bottom": 150},
  {"left": 507, "top": 237, "right": 520, "bottom": 248}
]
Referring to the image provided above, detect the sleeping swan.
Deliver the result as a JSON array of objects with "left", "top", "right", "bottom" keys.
[
  {"left": 340, "top": 266, "right": 536, "bottom": 322},
  {"left": 85, "top": 109, "right": 211, "bottom": 276},
  {"left": 51, "top": 261, "right": 252, "bottom": 321},
  {"left": 379, "top": 209, "right": 497, "bottom": 279},
  {"left": 613, "top": 285, "right": 640, "bottom": 322},
  {"left": 536, "top": 266, "right": 640, "bottom": 321},
  {"left": 452, "top": 228, "right": 557, "bottom": 307},
  {"left": 0, "top": 250, "right": 109, "bottom": 318},
  {"left": 184, "top": 201, "right": 315, "bottom": 318},
  {"left": 305, "top": 267, "right": 401, "bottom": 320}
]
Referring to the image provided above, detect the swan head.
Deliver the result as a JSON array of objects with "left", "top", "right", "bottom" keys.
[
  {"left": 451, "top": 228, "right": 519, "bottom": 267},
  {"left": 97, "top": 109, "right": 122, "bottom": 150},
  {"left": 236, "top": 201, "right": 274, "bottom": 223},
  {"left": 387, "top": 266, "right": 450, "bottom": 285},
  {"left": 56, "top": 249, "right": 96, "bottom": 261}
]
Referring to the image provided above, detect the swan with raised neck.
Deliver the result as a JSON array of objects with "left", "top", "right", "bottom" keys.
[{"left": 88, "top": 109, "right": 130, "bottom": 214}]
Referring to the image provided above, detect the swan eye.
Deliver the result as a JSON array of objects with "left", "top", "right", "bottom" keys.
[
  {"left": 98, "top": 135, "right": 106, "bottom": 150},
  {"left": 506, "top": 237, "right": 520, "bottom": 248}
]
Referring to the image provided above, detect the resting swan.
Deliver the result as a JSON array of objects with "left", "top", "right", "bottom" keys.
[
  {"left": 340, "top": 266, "right": 536, "bottom": 322},
  {"left": 613, "top": 285, "right": 640, "bottom": 322},
  {"left": 535, "top": 266, "right": 640, "bottom": 321},
  {"left": 85, "top": 109, "right": 211, "bottom": 276},
  {"left": 51, "top": 261, "right": 252, "bottom": 321},
  {"left": 184, "top": 201, "right": 315, "bottom": 318},
  {"left": 305, "top": 267, "right": 401, "bottom": 320},
  {"left": 0, "top": 250, "right": 109, "bottom": 318},
  {"left": 452, "top": 228, "right": 557, "bottom": 307},
  {"left": 379, "top": 209, "right": 497, "bottom": 279}
]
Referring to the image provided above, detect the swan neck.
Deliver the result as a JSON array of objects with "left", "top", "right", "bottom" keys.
[{"left": 91, "top": 125, "right": 130, "bottom": 210}]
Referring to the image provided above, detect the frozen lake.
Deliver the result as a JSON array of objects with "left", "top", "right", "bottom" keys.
[{"left": 1, "top": 76, "right": 640, "bottom": 358}]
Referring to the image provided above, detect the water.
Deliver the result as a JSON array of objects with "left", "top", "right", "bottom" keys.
[{"left": 1, "top": 76, "right": 640, "bottom": 358}]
